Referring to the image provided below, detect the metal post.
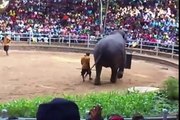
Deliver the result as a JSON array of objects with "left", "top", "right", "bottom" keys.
[
  {"left": 171, "top": 42, "right": 175, "bottom": 59},
  {"left": 103, "top": 0, "right": 109, "bottom": 35},
  {"left": 156, "top": 42, "right": 159, "bottom": 56},
  {"left": 29, "top": 32, "right": 32, "bottom": 44},
  {"left": 49, "top": 33, "right": 51, "bottom": 45},
  {"left": 68, "top": 34, "right": 71, "bottom": 47},
  {"left": 58, "top": 35, "right": 61, "bottom": 43},
  {"left": 1, "top": 109, "right": 8, "bottom": 118},
  {"left": 13, "top": 33, "right": 15, "bottom": 41},
  {"left": 87, "top": 34, "right": 90, "bottom": 48},
  {"left": 99, "top": 0, "right": 103, "bottom": 35},
  {"left": 162, "top": 109, "right": 168, "bottom": 120},
  {"left": 140, "top": 38, "right": 143, "bottom": 54}
]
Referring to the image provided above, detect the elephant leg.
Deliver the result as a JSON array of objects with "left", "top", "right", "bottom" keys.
[
  {"left": 117, "top": 67, "right": 124, "bottom": 79},
  {"left": 94, "top": 65, "right": 102, "bottom": 85},
  {"left": 110, "top": 67, "right": 118, "bottom": 83}
]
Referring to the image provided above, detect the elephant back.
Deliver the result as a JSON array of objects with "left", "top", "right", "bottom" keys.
[{"left": 110, "top": 30, "right": 127, "bottom": 41}]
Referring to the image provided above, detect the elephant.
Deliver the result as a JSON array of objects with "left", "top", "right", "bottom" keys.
[{"left": 93, "top": 30, "right": 129, "bottom": 85}]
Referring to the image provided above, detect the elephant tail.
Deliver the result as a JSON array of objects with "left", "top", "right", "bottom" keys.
[
  {"left": 95, "top": 54, "right": 102, "bottom": 65},
  {"left": 91, "top": 54, "right": 102, "bottom": 70}
]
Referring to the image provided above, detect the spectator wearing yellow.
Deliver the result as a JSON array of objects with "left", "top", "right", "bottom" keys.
[{"left": 1, "top": 35, "right": 12, "bottom": 56}]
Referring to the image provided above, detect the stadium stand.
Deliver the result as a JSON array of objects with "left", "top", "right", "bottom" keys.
[{"left": 0, "top": 0, "right": 178, "bottom": 53}]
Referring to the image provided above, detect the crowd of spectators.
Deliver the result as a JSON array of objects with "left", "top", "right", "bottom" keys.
[
  {"left": 0, "top": 0, "right": 179, "bottom": 45},
  {"left": 36, "top": 98, "right": 176, "bottom": 120}
]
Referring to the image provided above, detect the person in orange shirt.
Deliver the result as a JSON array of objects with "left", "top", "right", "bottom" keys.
[
  {"left": 1, "top": 35, "right": 12, "bottom": 56},
  {"left": 81, "top": 53, "right": 93, "bottom": 82}
]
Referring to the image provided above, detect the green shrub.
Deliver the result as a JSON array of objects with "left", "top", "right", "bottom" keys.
[
  {"left": 0, "top": 77, "right": 179, "bottom": 118},
  {"left": 161, "top": 76, "right": 179, "bottom": 100},
  {"left": 0, "top": 91, "right": 178, "bottom": 118}
]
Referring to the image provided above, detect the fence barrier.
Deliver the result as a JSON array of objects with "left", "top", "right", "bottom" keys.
[{"left": 1, "top": 32, "right": 178, "bottom": 60}]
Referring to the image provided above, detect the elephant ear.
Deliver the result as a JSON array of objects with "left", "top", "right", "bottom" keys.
[{"left": 118, "top": 30, "right": 127, "bottom": 41}]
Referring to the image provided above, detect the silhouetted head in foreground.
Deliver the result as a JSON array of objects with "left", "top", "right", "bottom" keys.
[
  {"left": 132, "top": 113, "right": 144, "bottom": 120},
  {"left": 36, "top": 98, "right": 80, "bottom": 120}
]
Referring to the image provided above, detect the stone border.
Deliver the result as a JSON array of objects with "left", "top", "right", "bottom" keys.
[
  {"left": 0, "top": 44, "right": 178, "bottom": 69},
  {"left": 131, "top": 53, "right": 178, "bottom": 69}
]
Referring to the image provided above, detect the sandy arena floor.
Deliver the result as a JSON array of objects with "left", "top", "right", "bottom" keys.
[{"left": 0, "top": 50, "right": 178, "bottom": 102}]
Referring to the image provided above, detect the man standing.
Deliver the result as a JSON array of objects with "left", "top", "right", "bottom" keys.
[
  {"left": 81, "top": 52, "right": 93, "bottom": 82},
  {"left": 1, "top": 35, "right": 12, "bottom": 56}
]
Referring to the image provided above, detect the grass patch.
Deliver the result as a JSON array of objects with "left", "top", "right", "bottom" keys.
[
  {"left": 160, "top": 76, "right": 179, "bottom": 100},
  {"left": 0, "top": 91, "right": 178, "bottom": 118}
]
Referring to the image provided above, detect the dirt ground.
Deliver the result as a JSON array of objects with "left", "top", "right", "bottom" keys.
[{"left": 0, "top": 50, "right": 178, "bottom": 102}]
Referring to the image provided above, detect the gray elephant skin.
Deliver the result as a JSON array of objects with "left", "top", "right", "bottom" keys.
[{"left": 93, "top": 30, "right": 132, "bottom": 85}]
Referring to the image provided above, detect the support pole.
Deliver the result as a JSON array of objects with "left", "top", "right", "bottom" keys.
[{"left": 99, "top": 0, "right": 103, "bottom": 36}]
